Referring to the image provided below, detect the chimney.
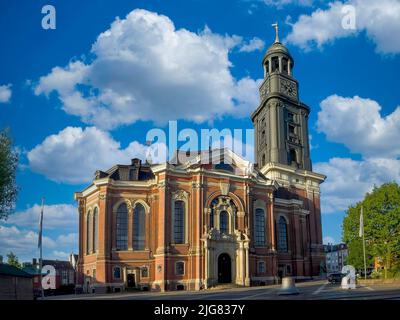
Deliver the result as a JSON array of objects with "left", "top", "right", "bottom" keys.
[{"left": 131, "top": 158, "right": 141, "bottom": 166}]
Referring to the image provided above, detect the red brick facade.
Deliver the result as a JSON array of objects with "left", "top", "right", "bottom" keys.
[{"left": 75, "top": 150, "right": 325, "bottom": 293}]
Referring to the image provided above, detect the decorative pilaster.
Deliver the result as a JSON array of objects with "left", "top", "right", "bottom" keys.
[{"left": 127, "top": 200, "right": 133, "bottom": 251}]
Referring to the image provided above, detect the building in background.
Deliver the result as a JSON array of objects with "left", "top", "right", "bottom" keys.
[
  {"left": 75, "top": 31, "right": 326, "bottom": 293},
  {"left": 324, "top": 243, "right": 348, "bottom": 273}
]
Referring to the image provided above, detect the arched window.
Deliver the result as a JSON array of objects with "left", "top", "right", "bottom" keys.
[
  {"left": 86, "top": 211, "right": 93, "bottom": 254},
  {"left": 254, "top": 208, "right": 265, "bottom": 246},
  {"left": 116, "top": 203, "right": 128, "bottom": 251},
  {"left": 133, "top": 203, "right": 146, "bottom": 250},
  {"left": 220, "top": 211, "right": 229, "bottom": 234},
  {"left": 282, "top": 57, "right": 288, "bottom": 74},
  {"left": 278, "top": 216, "right": 288, "bottom": 252},
  {"left": 174, "top": 201, "right": 185, "bottom": 244},
  {"left": 271, "top": 56, "right": 279, "bottom": 72},
  {"left": 93, "top": 207, "right": 98, "bottom": 253}
]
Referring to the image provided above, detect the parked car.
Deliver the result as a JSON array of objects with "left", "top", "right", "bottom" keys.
[{"left": 327, "top": 273, "right": 345, "bottom": 283}]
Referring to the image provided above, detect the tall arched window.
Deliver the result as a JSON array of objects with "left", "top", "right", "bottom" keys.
[
  {"left": 133, "top": 203, "right": 146, "bottom": 250},
  {"left": 254, "top": 208, "right": 265, "bottom": 246},
  {"left": 116, "top": 203, "right": 128, "bottom": 251},
  {"left": 220, "top": 211, "right": 229, "bottom": 234},
  {"left": 278, "top": 216, "right": 288, "bottom": 252},
  {"left": 174, "top": 201, "right": 185, "bottom": 244},
  {"left": 86, "top": 211, "right": 93, "bottom": 254},
  {"left": 93, "top": 207, "right": 98, "bottom": 253}
]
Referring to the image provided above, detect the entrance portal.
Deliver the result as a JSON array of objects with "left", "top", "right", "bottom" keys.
[
  {"left": 127, "top": 273, "right": 136, "bottom": 288},
  {"left": 218, "top": 253, "right": 232, "bottom": 283}
]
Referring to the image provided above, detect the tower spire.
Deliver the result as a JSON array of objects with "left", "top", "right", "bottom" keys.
[{"left": 271, "top": 22, "right": 279, "bottom": 43}]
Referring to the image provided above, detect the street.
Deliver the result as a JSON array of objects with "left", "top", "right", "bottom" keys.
[{"left": 45, "top": 280, "right": 400, "bottom": 300}]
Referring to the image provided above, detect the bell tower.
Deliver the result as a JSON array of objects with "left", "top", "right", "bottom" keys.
[
  {"left": 251, "top": 24, "right": 326, "bottom": 277},
  {"left": 251, "top": 23, "right": 311, "bottom": 171}
]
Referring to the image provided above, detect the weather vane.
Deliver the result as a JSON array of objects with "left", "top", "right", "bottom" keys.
[{"left": 271, "top": 22, "right": 279, "bottom": 43}]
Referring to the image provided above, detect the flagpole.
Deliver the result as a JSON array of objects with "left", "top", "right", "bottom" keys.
[
  {"left": 39, "top": 197, "right": 45, "bottom": 299},
  {"left": 361, "top": 206, "right": 367, "bottom": 280}
]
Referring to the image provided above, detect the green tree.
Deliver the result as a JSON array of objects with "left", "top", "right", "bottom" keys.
[
  {"left": 342, "top": 182, "right": 400, "bottom": 278},
  {"left": 0, "top": 128, "right": 18, "bottom": 221},
  {"left": 6, "top": 251, "right": 21, "bottom": 268}
]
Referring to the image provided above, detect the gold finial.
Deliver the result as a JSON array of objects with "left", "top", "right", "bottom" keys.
[{"left": 271, "top": 22, "right": 279, "bottom": 43}]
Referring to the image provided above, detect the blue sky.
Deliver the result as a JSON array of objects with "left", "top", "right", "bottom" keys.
[{"left": 1, "top": 0, "right": 400, "bottom": 262}]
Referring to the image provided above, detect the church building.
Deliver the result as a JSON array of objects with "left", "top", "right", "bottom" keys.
[{"left": 74, "top": 29, "right": 326, "bottom": 293}]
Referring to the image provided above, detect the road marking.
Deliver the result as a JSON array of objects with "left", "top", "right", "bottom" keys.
[
  {"left": 365, "top": 286, "right": 374, "bottom": 291},
  {"left": 312, "top": 283, "right": 328, "bottom": 295}
]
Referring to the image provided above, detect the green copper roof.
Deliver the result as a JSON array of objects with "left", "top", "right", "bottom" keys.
[{"left": 0, "top": 264, "right": 33, "bottom": 278}]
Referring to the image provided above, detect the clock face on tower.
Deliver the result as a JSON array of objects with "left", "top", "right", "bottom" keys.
[{"left": 280, "top": 79, "right": 297, "bottom": 99}]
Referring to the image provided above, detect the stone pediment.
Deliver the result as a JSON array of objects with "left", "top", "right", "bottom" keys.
[{"left": 180, "top": 148, "right": 254, "bottom": 176}]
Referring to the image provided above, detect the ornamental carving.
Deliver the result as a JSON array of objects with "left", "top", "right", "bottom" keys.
[
  {"left": 157, "top": 180, "right": 167, "bottom": 188},
  {"left": 124, "top": 199, "right": 133, "bottom": 212},
  {"left": 172, "top": 189, "right": 189, "bottom": 201},
  {"left": 219, "top": 182, "right": 230, "bottom": 196},
  {"left": 192, "top": 182, "right": 204, "bottom": 189}
]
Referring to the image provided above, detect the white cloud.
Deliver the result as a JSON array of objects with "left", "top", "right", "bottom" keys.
[
  {"left": 34, "top": 9, "right": 261, "bottom": 130},
  {"left": 285, "top": 0, "right": 400, "bottom": 54},
  {"left": 0, "top": 225, "right": 79, "bottom": 262},
  {"left": 323, "top": 236, "right": 336, "bottom": 244},
  {"left": 0, "top": 225, "right": 56, "bottom": 260},
  {"left": 264, "top": 0, "right": 314, "bottom": 8},
  {"left": 0, "top": 84, "right": 12, "bottom": 103},
  {"left": 27, "top": 126, "right": 157, "bottom": 184},
  {"left": 239, "top": 37, "right": 265, "bottom": 52},
  {"left": 315, "top": 157, "right": 400, "bottom": 214},
  {"left": 52, "top": 250, "right": 70, "bottom": 259},
  {"left": 5, "top": 204, "right": 77, "bottom": 231},
  {"left": 56, "top": 233, "right": 78, "bottom": 247},
  {"left": 317, "top": 95, "right": 400, "bottom": 158}
]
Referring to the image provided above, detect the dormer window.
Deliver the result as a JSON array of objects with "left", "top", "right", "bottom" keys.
[{"left": 215, "top": 163, "right": 234, "bottom": 173}]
